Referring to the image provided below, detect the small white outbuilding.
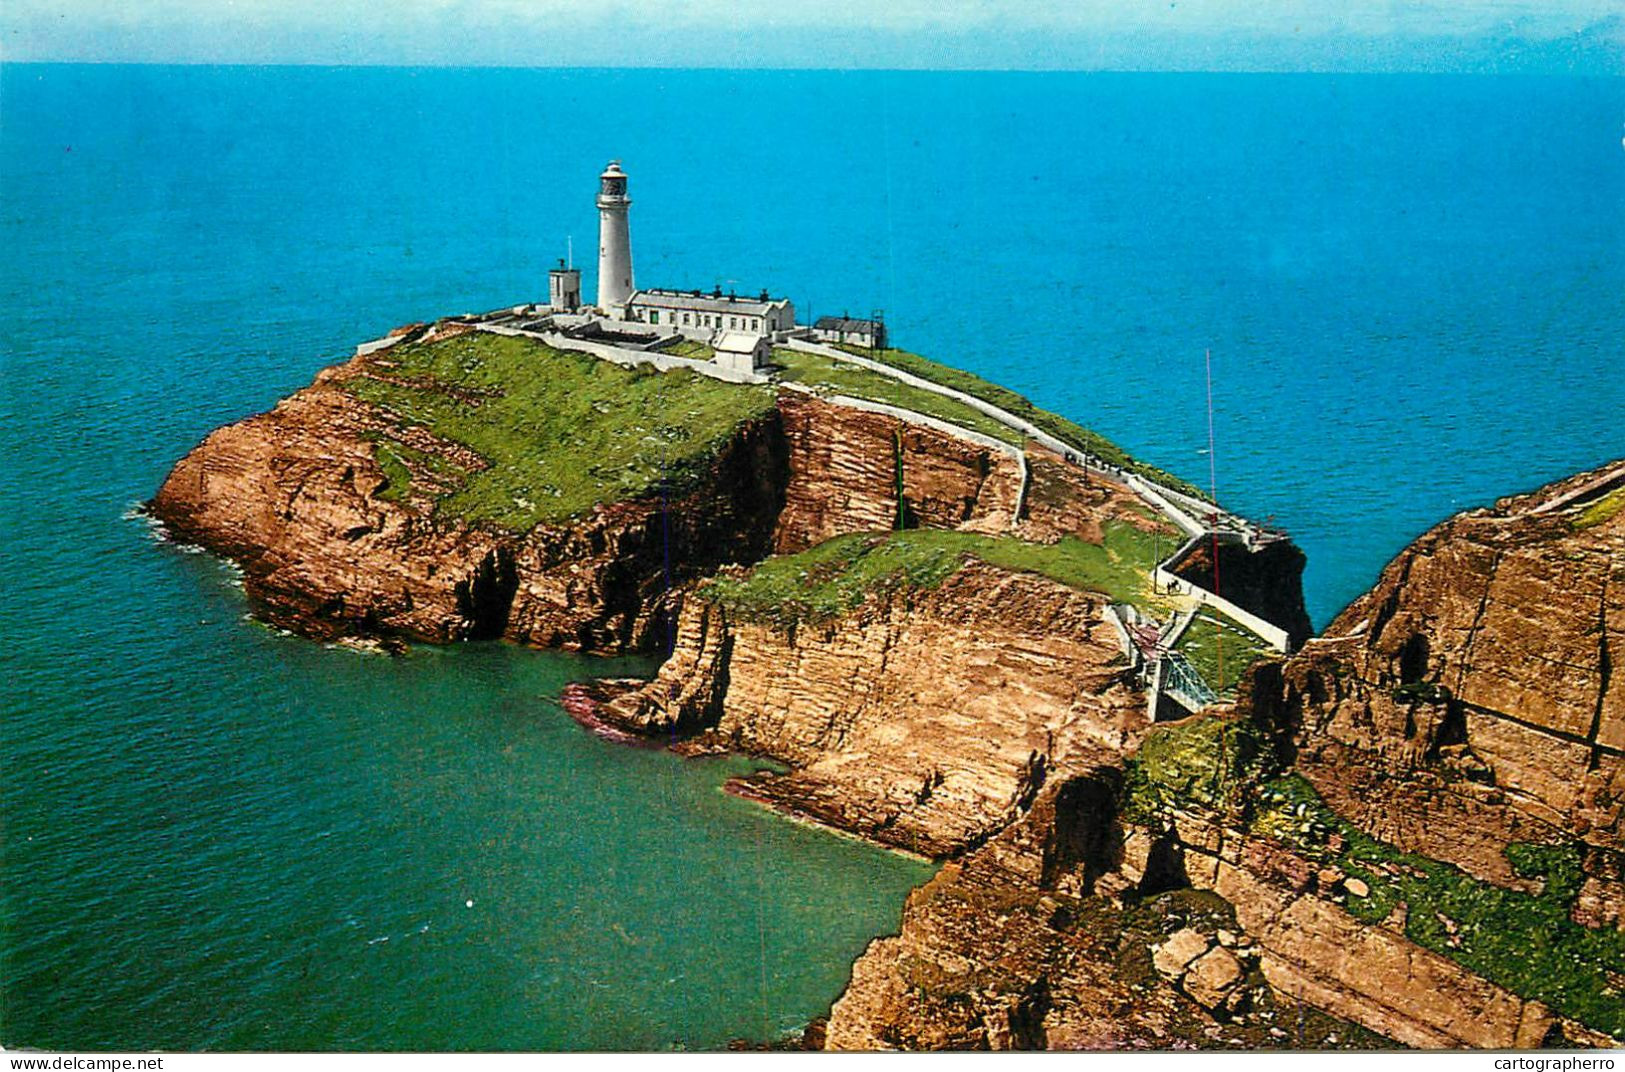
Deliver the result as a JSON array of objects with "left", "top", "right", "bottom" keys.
[{"left": 712, "top": 330, "right": 772, "bottom": 374}]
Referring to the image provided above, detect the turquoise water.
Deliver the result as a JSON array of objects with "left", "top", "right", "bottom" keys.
[
  {"left": 2, "top": 65, "right": 1622, "bottom": 1050},
  {"left": 1, "top": 541, "right": 934, "bottom": 1050}
]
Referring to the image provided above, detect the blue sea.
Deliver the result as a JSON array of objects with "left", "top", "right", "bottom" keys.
[{"left": 2, "top": 65, "right": 1622, "bottom": 1050}]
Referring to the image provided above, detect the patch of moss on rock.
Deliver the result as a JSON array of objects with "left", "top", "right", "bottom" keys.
[{"left": 1252, "top": 777, "right": 1625, "bottom": 1039}]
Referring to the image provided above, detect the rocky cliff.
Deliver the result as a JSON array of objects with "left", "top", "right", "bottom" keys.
[
  {"left": 150, "top": 337, "right": 1036, "bottom": 654},
  {"left": 150, "top": 332, "right": 787, "bottom": 650},
  {"left": 588, "top": 562, "right": 1149, "bottom": 858},
  {"left": 1251, "top": 460, "right": 1624, "bottom": 929},
  {"left": 818, "top": 461, "right": 1625, "bottom": 1050},
  {"left": 151, "top": 322, "right": 1621, "bottom": 1051}
]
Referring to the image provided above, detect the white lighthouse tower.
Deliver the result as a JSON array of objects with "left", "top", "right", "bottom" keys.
[{"left": 595, "top": 161, "right": 634, "bottom": 314}]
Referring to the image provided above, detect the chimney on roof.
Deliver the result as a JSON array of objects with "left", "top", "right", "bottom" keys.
[
  {"left": 713, "top": 284, "right": 722, "bottom": 298},
  {"left": 759, "top": 289, "right": 769, "bottom": 301}
]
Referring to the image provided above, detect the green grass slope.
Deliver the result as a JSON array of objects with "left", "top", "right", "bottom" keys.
[
  {"left": 703, "top": 521, "right": 1171, "bottom": 624},
  {"left": 345, "top": 331, "right": 776, "bottom": 531}
]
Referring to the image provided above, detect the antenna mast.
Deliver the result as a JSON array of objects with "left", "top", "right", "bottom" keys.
[{"left": 1205, "top": 348, "right": 1225, "bottom": 692}]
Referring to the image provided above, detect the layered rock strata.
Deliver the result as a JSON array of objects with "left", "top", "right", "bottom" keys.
[
  {"left": 1252, "top": 461, "right": 1624, "bottom": 916},
  {"left": 150, "top": 352, "right": 1039, "bottom": 653},
  {"left": 822, "top": 461, "right": 1625, "bottom": 1050},
  {"left": 591, "top": 563, "right": 1150, "bottom": 857}
]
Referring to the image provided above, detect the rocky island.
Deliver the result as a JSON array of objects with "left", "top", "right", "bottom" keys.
[
  {"left": 146, "top": 155, "right": 1620, "bottom": 1054},
  {"left": 148, "top": 308, "right": 1623, "bottom": 1051}
]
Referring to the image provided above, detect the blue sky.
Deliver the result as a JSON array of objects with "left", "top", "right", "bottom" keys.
[{"left": 4, "top": 0, "right": 1621, "bottom": 73}]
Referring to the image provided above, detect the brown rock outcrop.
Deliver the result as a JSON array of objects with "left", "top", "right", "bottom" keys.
[
  {"left": 149, "top": 351, "right": 1037, "bottom": 654},
  {"left": 1168, "top": 537, "right": 1313, "bottom": 648},
  {"left": 166, "top": 328, "right": 1615, "bottom": 1052},
  {"left": 772, "top": 392, "right": 1025, "bottom": 551},
  {"left": 821, "top": 462, "right": 1625, "bottom": 1051},
  {"left": 150, "top": 354, "right": 788, "bottom": 651},
  {"left": 594, "top": 563, "right": 1149, "bottom": 857},
  {"left": 1115, "top": 812, "right": 1575, "bottom": 1049},
  {"left": 1252, "top": 460, "right": 1624, "bottom": 898}
]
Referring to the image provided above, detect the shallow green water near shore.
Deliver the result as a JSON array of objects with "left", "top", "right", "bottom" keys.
[{"left": 2, "top": 537, "right": 932, "bottom": 1050}]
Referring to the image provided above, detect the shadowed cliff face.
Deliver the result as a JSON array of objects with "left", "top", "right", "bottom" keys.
[
  {"left": 150, "top": 346, "right": 1241, "bottom": 659},
  {"left": 1170, "top": 539, "right": 1314, "bottom": 649},
  {"left": 1251, "top": 460, "right": 1625, "bottom": 925},
  {"left": 772, "top": 393, "right": 1026, "bottom": 551}
]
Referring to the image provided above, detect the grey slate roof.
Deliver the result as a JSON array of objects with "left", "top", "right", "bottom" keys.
[
  {"left": 815, "top": 316, "right": 882, "bottom": 333},
  {"left": 628, "top": 288, "right": 789, "bottom": 317}
]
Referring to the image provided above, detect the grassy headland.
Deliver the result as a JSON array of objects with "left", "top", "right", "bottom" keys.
[
  {"left": 346, "top": 331, "right": 776, "bottom": 531},
  {"left": 703, "top": 521, "right": 1172, "bottom": 625}
]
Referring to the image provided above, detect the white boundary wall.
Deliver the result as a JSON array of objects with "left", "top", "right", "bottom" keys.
[
  {"left": 1153, "top": 536, "right": 1292, "bottom": 653},
  {"left": 475, "top": 323, "right": 770, "bottom": 385}
]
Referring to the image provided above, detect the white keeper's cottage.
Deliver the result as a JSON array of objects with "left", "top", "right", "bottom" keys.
[{"left": 624, "top": 287, "right": 796, "bottom": 336}]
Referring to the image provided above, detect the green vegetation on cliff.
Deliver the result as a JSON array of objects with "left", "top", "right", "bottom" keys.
[
  {"left": 346, "top": 331, "right": 776, "bottom": 531},
  {"left": 1255, "top": 776, "right": 1625, "bottom": 1039},
  {"left": 774, "top": 348, "right": 1025, "bottom": 448},
  {"left": 703, "top": 521, "right": 1169, "bottom": 624},
  {"left": 832, "top": 343, "right": 1209, "bottom": 500},
  {"left": 1124, "top": 715, "right": 1625, "bottom": 1039}
]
